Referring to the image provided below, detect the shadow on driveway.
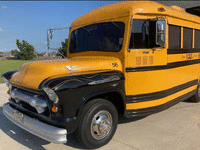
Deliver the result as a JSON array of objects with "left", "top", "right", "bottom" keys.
[
  {"left": 0, "top": 107, "right": 49, "bottom": 150},
  {"left": 0, "top": 106, "right": 86, "bottom": 149},
  {"left": 0, "top": 106, "right": 147, "bottom": 149},
  {"left": 118, "top": 115, "right": 147, "bottom": 124}
]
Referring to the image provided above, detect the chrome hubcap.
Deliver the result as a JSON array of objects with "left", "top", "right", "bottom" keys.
[{"left": 91, "top": 110, "right": 112, "bottom": 140}]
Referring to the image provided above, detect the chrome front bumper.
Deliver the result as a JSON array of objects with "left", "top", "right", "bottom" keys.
[{"left": 3, "top": 103, "right": 67, "bottom": 144}]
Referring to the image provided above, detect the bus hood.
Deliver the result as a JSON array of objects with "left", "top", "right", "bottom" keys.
[{"left": 10, "top": 56, "right": 122, "bottom": 90}]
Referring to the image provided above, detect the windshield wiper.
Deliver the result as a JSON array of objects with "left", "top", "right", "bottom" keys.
[
  {"left": 80, "top": 25, "right": 92, "bottom": 34},
  {"left": 109, "top": 19, "right": 123, "bottom": 31}
]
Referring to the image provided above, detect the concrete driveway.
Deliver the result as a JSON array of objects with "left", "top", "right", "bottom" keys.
[{"left": 0, "top": 83, "right": 200, "bottom": 150}]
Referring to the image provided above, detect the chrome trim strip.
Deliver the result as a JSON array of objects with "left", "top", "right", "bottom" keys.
[
  {"left": 3, "top": 103, "right": 67, "bottom": 144},
  {"left": 88, "top": 76, "right": 120, "bottom": 85}
]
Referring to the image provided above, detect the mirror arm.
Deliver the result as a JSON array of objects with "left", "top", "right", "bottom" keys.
[
  {"left": 47, "top": 29, "right": 50, "bottom": 49},
  {"left": 47, "top": 27, "right": 70, "bottom": 50}
]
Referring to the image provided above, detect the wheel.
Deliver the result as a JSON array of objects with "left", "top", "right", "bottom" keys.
[
  {"left": 75, "top": 99, "right": 118, "bottom": 149},
  {"left": 190, "top": 82, "right": 200, "bottom": 102}
]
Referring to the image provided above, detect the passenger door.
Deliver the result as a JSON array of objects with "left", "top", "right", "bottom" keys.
[{"left": 125, "top": 18, "right": 167, "bottom": 109}]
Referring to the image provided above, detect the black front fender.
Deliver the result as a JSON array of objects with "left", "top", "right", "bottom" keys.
[
  {"left": 41, "top": 71, "right": 125, "bottom": 118},
  {"left": 39, "top": 71, "right": 126, "bottom": 133},
  {"left": 1, "top": 70, "right": 18, "bottom": 81},
  {"left": 77, "top": 83, "right": 126, "bottom": 116}
]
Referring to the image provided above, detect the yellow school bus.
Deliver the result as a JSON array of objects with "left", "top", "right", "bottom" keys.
[{"left": 2, "top": 1, "right": 200, "bottom": 149}]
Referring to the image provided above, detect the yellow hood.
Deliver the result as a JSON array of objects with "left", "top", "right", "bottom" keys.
[{"left": 10, "top": 56, "right": 122, "bottom": 90}]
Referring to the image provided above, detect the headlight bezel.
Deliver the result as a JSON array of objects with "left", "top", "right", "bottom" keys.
[
  {"left": 2, "top": 76, "right": 10, "bottom": 87},
  {"left": 43, "top": 87, "right": 59, "bottom": 103},
  {"left": 2, "top": 76, "right": 8, "bottom": 82}
]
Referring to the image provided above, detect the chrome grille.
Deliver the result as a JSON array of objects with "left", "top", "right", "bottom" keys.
[{"left": 10, "top": 88, "right": 48, "bottom": 114}]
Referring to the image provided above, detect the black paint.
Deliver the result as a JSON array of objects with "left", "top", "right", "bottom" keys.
[
  {"left": 125, "top": 90, "right": 196, "bottom": 117},
  {"left": 126, "top": 79, "right": 197, "bottom": 103},
  {"left": 168, "top": 48, "right": 200, "bottom": 54},
  {"left": 8, "top": 71, "right": 126, "bottom": 134},
  {"left": 1, "top": 70, "right": 18, "bottom": 80}
]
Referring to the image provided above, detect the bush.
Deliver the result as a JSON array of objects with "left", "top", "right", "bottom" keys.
[
  {"left": 12, "top": 39, "right": 37, "bottom": 60},
  {"left": 57, "top": 39, "right": 68, "bottom": 58}
]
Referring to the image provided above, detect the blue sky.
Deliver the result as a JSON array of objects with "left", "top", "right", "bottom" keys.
[{"left": 0, "top": 1, "right": 120, "bottom": 53}]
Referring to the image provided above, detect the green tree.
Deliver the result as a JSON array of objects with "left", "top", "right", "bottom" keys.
[
  {"left": 14, "top": 39, "right": 36, "bottom": 60},
  {"left": 11, "top": 49, "right": 19, "bottom": 57},
  {"left": 57, "top": 39, "right": 68, "bottom": 58}
]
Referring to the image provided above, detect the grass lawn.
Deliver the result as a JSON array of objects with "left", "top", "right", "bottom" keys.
[{"left": 0, "top": 59, "right": 33, "bottom": 84}]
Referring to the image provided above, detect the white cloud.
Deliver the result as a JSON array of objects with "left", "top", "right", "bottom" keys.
[{"left": 0, "top": 27, "right": 6, "bottom": 32}]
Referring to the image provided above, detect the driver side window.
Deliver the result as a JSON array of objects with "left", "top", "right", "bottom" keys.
[{"left": 129, "top": 19, "right": 158, "bottom": 49}]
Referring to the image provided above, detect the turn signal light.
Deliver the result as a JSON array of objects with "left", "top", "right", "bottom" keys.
[
  {"left": 7, "top": 90, "right": 10, "bottom": 95},
  {"left": 52, "top": 105, "right": 58, "bottom": 113}
]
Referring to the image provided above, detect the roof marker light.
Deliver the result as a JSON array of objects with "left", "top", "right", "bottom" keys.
[{"left": 158, "top": 7, "right": 166, "bottom": 12}]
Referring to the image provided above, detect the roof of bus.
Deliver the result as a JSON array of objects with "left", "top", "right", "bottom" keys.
[{"left": 70, "top": 1, "right": 200, "bottom": 28}]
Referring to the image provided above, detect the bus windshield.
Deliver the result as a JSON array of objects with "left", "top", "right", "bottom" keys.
[{"left": 69, "top": 22, "right": 125, "bottom": 53}]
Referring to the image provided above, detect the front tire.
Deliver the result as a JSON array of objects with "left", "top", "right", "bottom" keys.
[{"left": 76, "top": 99, "right": 118, "bottom": 149}]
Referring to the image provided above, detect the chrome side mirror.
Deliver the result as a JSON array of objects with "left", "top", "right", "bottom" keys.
[{"left": 156, "top": 20, "right": 166, "bottom": 47}]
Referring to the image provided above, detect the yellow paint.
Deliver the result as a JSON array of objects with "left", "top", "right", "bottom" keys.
[
  {"left": 70, "top": 1, "right": 200, "bottom": 29},
  {"left": 126, "top": 85, "right": 196, "bottom": 110},
  {"left": 9, "top": 1, "right": 200, "bottom": 111},
  {"left": 10, "top": 57, "right": 122, "bottom": 90},
  {"left": 123, "top": 1, "right": 200, "bottom": 101}
]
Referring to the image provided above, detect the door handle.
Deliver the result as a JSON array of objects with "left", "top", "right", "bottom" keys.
[{"left": 143, "top": 51, "right": 149, "bottom": 54}]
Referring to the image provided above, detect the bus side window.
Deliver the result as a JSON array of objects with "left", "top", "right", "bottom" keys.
[
  {"left": 183, "top": 27, "right": 193, "bottom": 49},
  {"left": 168, "top": 25, "right": 181, "bottom": 49},
  {"left": 129, "top": 33, "right": 134, "bottom": 48},
  {"left": 195, "top": 29, "right": 200, "bottom": 48}
]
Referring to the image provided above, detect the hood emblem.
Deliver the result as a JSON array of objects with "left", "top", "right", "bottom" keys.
[{"left": 66, "top": 65, "right": 76, "bottom": 71}]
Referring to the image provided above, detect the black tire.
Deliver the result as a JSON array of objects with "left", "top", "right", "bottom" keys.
[
  {"left": 75, "top": 99, "right": 118, "bottom": 149},
  {"left": 190, "top": 83, "right": 200, "bottom": 102}
]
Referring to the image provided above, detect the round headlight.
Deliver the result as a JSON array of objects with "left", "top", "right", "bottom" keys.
[{"left": 43, "top": 87, "right": 59, "bottom": 103}]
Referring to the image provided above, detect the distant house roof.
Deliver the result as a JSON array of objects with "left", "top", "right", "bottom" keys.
[
  {"left": 186, "top": 6, "right": 200, "bottom": 17},
  {"left": 39, "top": 52, "right": 48, "bottom": 56}
]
